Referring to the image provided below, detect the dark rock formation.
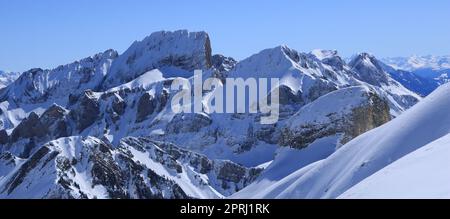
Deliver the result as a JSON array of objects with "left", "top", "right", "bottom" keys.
[
  {"left": 136, "top": 93, "right": 156, "bottom": 123},
  {"left": 166, "top": 113, "right": 212, "bottom": 134},
  {"left": 70, "top": 90, "right": 100, "bottom": 131}
]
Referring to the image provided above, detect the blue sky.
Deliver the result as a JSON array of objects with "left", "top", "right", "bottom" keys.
[{"left": 1, "top": 0, "right": 449, "bottom": 72}]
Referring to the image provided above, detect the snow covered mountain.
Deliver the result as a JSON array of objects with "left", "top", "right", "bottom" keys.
[
  {"left": 0, "top": 30, "right": 439, "bottom": 199},
  {"left": 0, "top": 50, "right": 117, "bottom": 131},
  {"left": 383, "top": 55, "right": 450, "bottom": 72},
  {"left": 233, "top": 82, "right": 450, "bottom": 199},
  {"left": 0, "top": 71, "right": 20, "bottom": 89},
  {"left": 380, "top": 63, "right": 438, "bottom": 96},
  {"left": 0, "top": 136, "right": 260, "bottom": 198},
  {"left": 101, "top": 30, "right": 212, "bottom": 89},
  {"left": 347, "top": 53, "right": 421, "bottom": 115},
  {"left": 0, "top": 49, "right": 117, "bottom": 106},
  {"left": 382, "top": 55, "right": 450, "bottom": 86}
]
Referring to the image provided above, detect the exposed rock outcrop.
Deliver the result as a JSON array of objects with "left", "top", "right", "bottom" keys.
[
  {"left": 102, "top": 30, "right": 213, "bottom": 89},
  {"left": 70, "top": 90, "right": 100, "bottom": 132},
  {"left": 279, "top": 86, "right": 390, "bottom": 149},
  {"left": 166, "top": 113, "right": 212, "bottom": 134},
  {"left": 0, "top": 136, "right": 261, "bottom": 198},
  {"left": 135, "top": 93, "right": 156, "bottom": 123}
]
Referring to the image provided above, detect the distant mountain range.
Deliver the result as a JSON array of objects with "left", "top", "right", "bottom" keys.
[
  {"left": 0, "top": 30, "right": 448, "bottom": 198},
  {"left": 382, "top": 55, "right": 450, "bottom": 95},
  {"left": 0, "top": 71, "right": 20, "bottom": 89}
]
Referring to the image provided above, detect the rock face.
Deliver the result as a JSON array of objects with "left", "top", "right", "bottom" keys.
[
  {"left": 2, "top": 104, "right": 69, "bottom": 157},
  {"left": 10, "top": 112, "right": 46, "bottom": 142},
  {"left": 0, "top": 130, "right": 8, "bottom": 145},
  {"left": 122, "top": 138, "right": 262, "bottom": 196},
  {"left": 69, "top": 90, "right": 100, "bottom": 132},
  {"left": 102, "top": 30, "right": 213, "bottom": 89},
  {"left": 349, "top": 53, "right": 390, "bottom": 86},
  {"left": 111, "top": 94, "right": 126, "bottom": 116},
  {"left": 349, "top": 53, "right": 421, "bottom": 114},
  {"left": 212, "top": 54, "right": 237, "bottom": 72},
  {"left": 279, "top": 86, "right": 390, "bottom": 149},
  {"left": 0, "top": 136, "right": 261, "bottom": 198},
  {"left": 166, "top": 113, "right": 212, "bottom": 134},
  {"left": 135, "top": 93, "right": 156, "bottom": 123}
]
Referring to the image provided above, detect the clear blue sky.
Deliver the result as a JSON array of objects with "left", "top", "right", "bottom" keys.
[{"left": 1, "top": 0, "right": 449, "bottom": 72}]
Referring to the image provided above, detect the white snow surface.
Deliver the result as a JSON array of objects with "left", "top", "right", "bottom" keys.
[{"left": 340, "top": 133, "right": 450, "bottom": 199}]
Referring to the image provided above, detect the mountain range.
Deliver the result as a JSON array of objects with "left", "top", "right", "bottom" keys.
[{"left": 0, "top": 30, "right": 448, "bottom": 199}]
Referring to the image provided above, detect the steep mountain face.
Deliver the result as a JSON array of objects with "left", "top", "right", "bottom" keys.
[
  {"left": 211, "top": 54, "right": 237, "bottom": 72},
  {"left": 101, "top": 30, "right": 212, "bottom": 89},
  {"left": 233, "top": 82, "right": 450, "bottom": 199},
  {"left": 349, "top": 53, "right": 392, "bottom": 86},
  {"left": 0, "top": 71, "right": 21, "bottom": 89},
  {"left": 349, "top": 53, "right": 421, "bottom": 115},
  {"left": 279, "top": 86, "right": 390, "bottom": 149},
  {"left": 0, "top": 136, "right": 261, "bottom": 198},
  {"left": 0, "top": 30, "right": 428, "bottom": 199}
]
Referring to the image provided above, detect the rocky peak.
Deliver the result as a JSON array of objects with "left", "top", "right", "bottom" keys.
[
  {"left": 102, "top": 30, "right": 213, "bottom": 89},
  {"left": 349, "top": 53, "right": 390, "bottom": 86},
  {"left": 311, "top": 49, "right": 339, "bottom": 60},
  {"left": 212, "top": 54, "right": 237, "bottom": 72},
  {"left": 311, "top": 49, "right": 346, "bottom": 71}
]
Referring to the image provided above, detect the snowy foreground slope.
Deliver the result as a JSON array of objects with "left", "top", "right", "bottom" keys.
[
  {"left": 233, "top": 82, "right": 450, "bottom": 199},
  {"left": 340, "top": 133, "right": 450, "bottom": 199}
]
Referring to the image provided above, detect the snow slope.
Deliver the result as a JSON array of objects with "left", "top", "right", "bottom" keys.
[
  {"left": 233, "top": 82, "right": 450, "bottom": 199},
  {"left": 340, "top": 133, "right": 450, "bottom": 199}
]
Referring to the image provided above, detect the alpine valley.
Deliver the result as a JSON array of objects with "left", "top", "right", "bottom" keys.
[{"left": 0, "top": 30, "right": 449, "bottom": 199}]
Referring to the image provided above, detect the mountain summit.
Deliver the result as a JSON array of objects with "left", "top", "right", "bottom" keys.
[{"left": 101, "top": 30, "right": 212, "bottom": 89}]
